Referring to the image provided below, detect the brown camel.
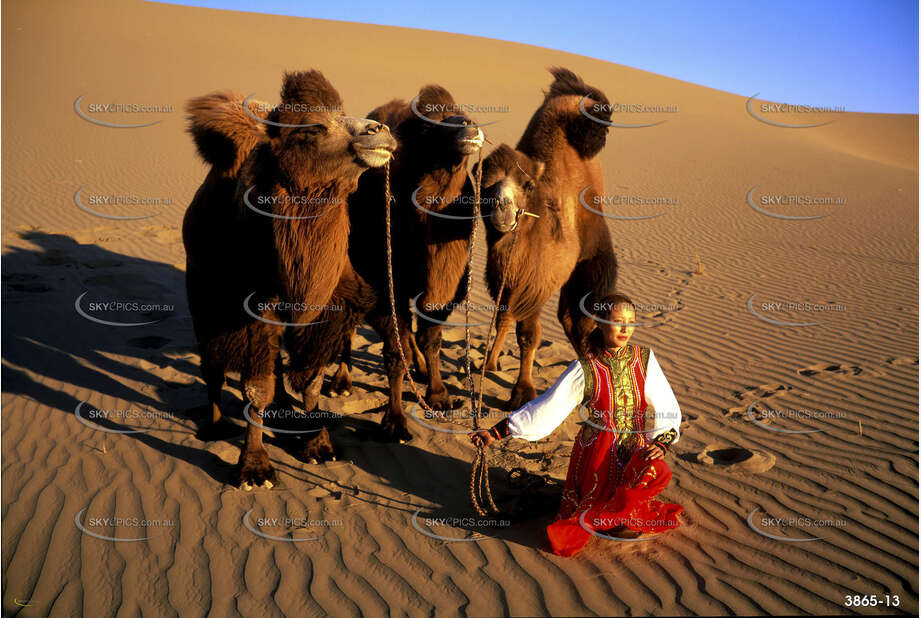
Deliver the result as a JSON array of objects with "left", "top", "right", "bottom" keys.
[
  {"left": 478, "top": 68, "right": 618, "bottom": 409},
  {"left": 287, "top": 85, "right": 485, "bottom": 442},
  {"left": 183, "top": 70, "right": 396, "bottom": 488}
]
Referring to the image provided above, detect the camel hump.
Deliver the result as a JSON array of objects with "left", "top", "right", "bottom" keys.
[
  {"left": 185, "top": 90, "right": 268, "bottom": 174},
  {"left": 546, "top": 67, "right": 609, "bottom": 106},
  {"left": 415, "top": 84, "right": 455, "bottom": 110},
  {"left": 546, "top": 67, "right": 612, "bottom": 160},
  {"left": 366, "top": 99, "right": 407, "bottom": 127}
]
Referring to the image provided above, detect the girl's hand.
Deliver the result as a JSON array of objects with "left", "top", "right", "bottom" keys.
[
  {"left": 469, "top": 430, "right": 496, "bottom": 448},
  {"left": 642, "top": 442, "right": 665, "bottom": 460}
]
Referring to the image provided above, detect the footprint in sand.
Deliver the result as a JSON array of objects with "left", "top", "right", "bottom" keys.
[
  {"left": 725, "top": 383, "right": 793, "bottom": 419},
  {"left": 797, "top": 363, "right": 884, "bottom": 380},
  {"left": 886, "top": 356, "right": 919, "bottom": 366},
  {"left": 696, "top": 444, "right": 775, "bottom": 473},
  {"left": 731, "top": 382, "right": 792, "bottom": 401}
]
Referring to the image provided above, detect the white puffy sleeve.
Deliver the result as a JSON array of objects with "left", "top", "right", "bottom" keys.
[
  {"left": 506, "top": 360, "right": 584, "bottom": 441},
  {"left": 645, "top": 349, "right": 681, "bottom": 447}
]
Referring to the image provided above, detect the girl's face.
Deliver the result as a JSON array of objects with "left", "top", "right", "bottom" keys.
[{"left": 601, "top": 304, "right": 636, "bottom": 348}]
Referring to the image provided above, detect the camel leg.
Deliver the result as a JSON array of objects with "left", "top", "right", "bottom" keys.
[
  {"left": 277, "top": 366, "right": 334, "bottom": 463},
  {"left": 274, "top": 349, "right": 301, "bottom": 408},
  {"left": 284, "top": 317, "right": 346, "bottom": 465},
  {"left": 416, "top": 319, "right": 463, "bottom": 412},
  {"left": 507, "top": 315, "right": 542, "bottom": 410},
  {"left": 300, "top": 369, "right": 325, "bottom": 412},
  {"left": 236, "top": 370, "right": 277, "bottom": 489},
  {"left": 195, "top": 354, "right": 241, "bottom": 441},
  {"left": 485, "top": 311, "right": 515, "bottom": 371},
  {"left": 408, "top": 330, "right": 428, "bottom": 378},
  {"left": 570, "top": 313, "right": 595, "bottom": 357},
  {"left": 370, "top": 310, "right": 414, "bottom": 442},
  {"left": 557, "top": 275, "right": 592, "bottom": 355},
  {"left": 557, "top": 300, "right": 578, "bottom": 351},
  {"left": 329, "top": 325, "right": 356, "bottom": 397}
]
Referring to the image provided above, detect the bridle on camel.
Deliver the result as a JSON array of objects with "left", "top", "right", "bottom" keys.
[{"left": 383, "top": 150, "right": 535, "bottom": 517}]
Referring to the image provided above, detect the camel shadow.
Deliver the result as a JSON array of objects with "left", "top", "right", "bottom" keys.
[
  {"left": 1, "top": 230, "right": 241, "bottom": 482},
  {"left": 277, "top": 407, "right": 562, "bottom": 551},
  {"left": 2, "top": 231, "right": 553, "bottom": 549}
]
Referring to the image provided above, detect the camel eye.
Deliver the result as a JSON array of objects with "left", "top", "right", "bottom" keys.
[
  {"left": 298, "top": 124, "right": 327, "bottom": 136},
  {"left": 523, "top": 180, "right": 534, "bottom": 193}
]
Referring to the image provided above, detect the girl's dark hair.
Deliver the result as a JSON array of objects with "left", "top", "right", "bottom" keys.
[{"left": 584, "top": 293, "right": 635, "bottom": 357}]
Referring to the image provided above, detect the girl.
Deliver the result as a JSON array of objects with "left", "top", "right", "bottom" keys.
[{"left": 470, "top": 293, "right": 682, "bottom": 556}]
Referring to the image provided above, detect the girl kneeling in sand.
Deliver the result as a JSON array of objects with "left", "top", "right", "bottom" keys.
[{"left": 470, "top": 293, "right": 683, "bottom": 556}]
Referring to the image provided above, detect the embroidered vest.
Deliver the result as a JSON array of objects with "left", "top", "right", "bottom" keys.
[{"left": 577, "top": 345, "right": 651, "bottom": 459}]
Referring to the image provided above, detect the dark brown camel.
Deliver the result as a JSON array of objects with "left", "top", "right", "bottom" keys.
[
  {"left": 287, "top": 85, "right": 485, "bottom": 442},
  {"left": 183, "top": 70, "right": 396, "bottom": 488},
  {"left": 477, "top": 68, "right": 618, "bottom": 409}
]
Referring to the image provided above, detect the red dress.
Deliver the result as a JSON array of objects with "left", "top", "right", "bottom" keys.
[{"left": 545, "top": 345, "right": 682, "bottom": 556}]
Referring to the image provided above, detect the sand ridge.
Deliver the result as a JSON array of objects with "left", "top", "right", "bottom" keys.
[{"left": 2, "top": 0, "right": 918, "bottom": 616}]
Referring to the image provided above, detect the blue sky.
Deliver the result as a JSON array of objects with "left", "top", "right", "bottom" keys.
[{"left": 158, "top": 0, "right": 918, "bottom": 113}]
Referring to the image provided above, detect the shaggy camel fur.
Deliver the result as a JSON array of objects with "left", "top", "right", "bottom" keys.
[
  {"left": 183, "top": 70, "right": 396, "bottom": 487},
  {"left": 287, "top": 85, "right": 485, "bottom": 442},
  {"left": 478, "top": 67, "right": 618, "bottom": 409}
]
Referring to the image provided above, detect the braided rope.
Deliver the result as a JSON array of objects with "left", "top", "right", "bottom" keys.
[
  {"left": 383, "top": 150, "right": 503, "bottom": 517},
  {"left": 383, "top": 161, "right": 436, "bottom": 415},
  {"left": 462, "top": 149, "right": 500, "bottom": 516},
  {"left": 468, "top": 189, "right": 522, "bottom": 516},
  {"left": 462, "top": 149, "right": 483, "bottom": 421}
]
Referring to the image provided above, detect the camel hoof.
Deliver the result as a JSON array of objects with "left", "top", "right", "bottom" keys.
[
  {"left": 330, "top": 372, "right": 352, "bottom": 398},
  {"left": 426, "top": 391, "right": 463, "bottom": 412},
  {"left": 331, "top": 456, "right": 337, "bottom": 461},
  {"left": 235, "top": 447, "right": 277, "bottom": 488},
  {"left": 381, "top": 420, "right": 413, "bottom": 443},
  {"left": 329, "top": 391, "right": 339, "bottom": 399},
  {"left": 295, "top": 428, "right": 336, "bottom": 464},
  {"left": 506, "top": 387, "right": 538, "bottom": 411}
]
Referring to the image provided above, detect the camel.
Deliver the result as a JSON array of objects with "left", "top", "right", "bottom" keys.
[
  {"left": 287, "top": 85, "right": 485, "bottom": 442},
  {"left": 182, "top": 70, "right": 396, "bottom": 487},
  {"left": 477, "top": 68, "right": 618, "bottom": 409}
]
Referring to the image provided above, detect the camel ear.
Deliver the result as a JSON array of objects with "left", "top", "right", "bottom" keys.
[
  {"left": 533, "top": 160, "right": 546, "bottom": 180},
  {"left": 516, "top": 154, "right": 545, "bottom": 182},
  {"left": 186, "top": 91, "right": 268, "bottom": 175}
]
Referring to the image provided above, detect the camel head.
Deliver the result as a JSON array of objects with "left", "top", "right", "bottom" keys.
[
  {"left": 479, "top": 144, "right": 545, "bottom": 234},
  {"left": 267, "top": 70, "right": 396, "bottom": 191},
  {"left": 401, "top": 85, "right": 484, "bottom": 166}
]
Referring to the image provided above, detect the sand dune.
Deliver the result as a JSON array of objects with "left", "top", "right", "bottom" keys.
[{"left": 2, "top": 0, "right": 918, "bottom": 616}]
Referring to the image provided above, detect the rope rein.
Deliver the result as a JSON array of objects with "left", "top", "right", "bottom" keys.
[
  {"left": 462, "top": 150, "right": 501, "bottom": 516},
  {"left": 384, "top": 145, "right": 522, "bottom": 517},
  {"left": 462, "top": 149, "right": 483, "bottom": 418},
  {"left": 384, "top": 161, "right": 436, "bottom": 416}
]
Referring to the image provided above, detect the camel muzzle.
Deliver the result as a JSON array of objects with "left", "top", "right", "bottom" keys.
[
  {"left": 490, "top": 203, "right": 519, "bottom": 233},
  {"left": 456, "top": 126, "right": 484, "bottom": 154},
  {"left": 351, "top": 119, "right": 397, "bottom": 168}
]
